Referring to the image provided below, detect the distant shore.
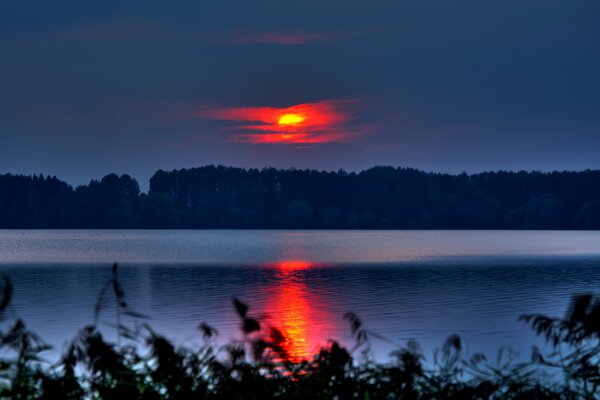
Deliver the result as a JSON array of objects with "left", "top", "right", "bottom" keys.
[{"left": 1, "top": 165, "right": 599, "bottom": 229}]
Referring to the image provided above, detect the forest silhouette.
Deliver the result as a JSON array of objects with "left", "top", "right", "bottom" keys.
[{"left": 1, "top": 165, "right": 599, "bottom": 229}]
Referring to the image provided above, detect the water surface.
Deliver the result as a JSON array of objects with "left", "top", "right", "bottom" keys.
[{"left": 1, "top": 230, "right": 599, "bottom": 362}]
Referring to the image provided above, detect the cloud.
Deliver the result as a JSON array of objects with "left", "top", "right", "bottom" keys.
[
  {"left": 216, "top": 30, "right": 375, "bottom": 45},
  {"left": 19, "top": 21, "right": 376, "bottom": 46},
  {"left": 231, "top": 133, "right": 341, "bottom": 144},
  {"left": 192, "top": 100, "right": 372, "bottom": 144},
  {"left": 52, "top": 21, "right": 159, "bottom": 42}
]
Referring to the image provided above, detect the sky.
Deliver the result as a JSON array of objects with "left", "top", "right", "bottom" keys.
[{"left": 1, "top": 0, "right": 599, "bottom": 190}]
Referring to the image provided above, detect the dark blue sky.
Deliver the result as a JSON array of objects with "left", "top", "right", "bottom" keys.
[{"left": 1, "top": 0, "right": 599, "bottom": 190}]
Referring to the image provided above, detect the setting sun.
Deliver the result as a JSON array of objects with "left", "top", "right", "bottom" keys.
[
  {"left": 196, "top": 100, "right": 357, "bottom": 143},
  {"left": 278, "top": 113, "right": 305, "bottom": 126}
]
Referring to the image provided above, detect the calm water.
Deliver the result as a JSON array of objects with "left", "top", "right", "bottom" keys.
[{"left": 1, "top": 230, "right": 600, "bottom": 362}]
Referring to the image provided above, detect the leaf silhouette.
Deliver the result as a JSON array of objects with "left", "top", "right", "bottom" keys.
[
  {"left": 198, "top": 322, "right": 218, "bottom": 339},
  {"left": 243, "top": 318, "right": 260, "bottom": 334},
  {"left": 233, "top": 298, "right": 248, "bottom": 318},
  {"left": 0, "top": 277, "right": 12, "bottom": 321}
]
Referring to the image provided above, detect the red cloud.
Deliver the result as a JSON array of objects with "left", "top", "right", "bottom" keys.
[
  {"left": 220, "top": 31, "right": 365, "bottom": 45},
  {"left": 232, "top": 133, "right": 343, "bottom": 144},
  {"left": 41, "top": 22, "right": 378, "bottom": 46},
  {"left": 194, "top": 100, "right": 365, "bottom": 144}
]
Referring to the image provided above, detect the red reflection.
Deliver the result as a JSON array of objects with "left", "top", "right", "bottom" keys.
[
  {"left": 276, "top": 260, "right": 312, "bottom": 271},
  {"left": 265, "top": 260, "right": 327, "bottom": 360}
]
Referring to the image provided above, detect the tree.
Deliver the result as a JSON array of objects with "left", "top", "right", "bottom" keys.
[{"left": 287, "top": 201, "right": 313, "bottom": 228}]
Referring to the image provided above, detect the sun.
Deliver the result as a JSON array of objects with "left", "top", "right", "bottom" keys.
[{"left": 278, "top": 113, "right": 305, "bottom": 126}]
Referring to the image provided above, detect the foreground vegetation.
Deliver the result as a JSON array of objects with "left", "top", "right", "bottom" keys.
[
  {"left": 1, "top": 165, "right": 600, "bottom": 229},
  {"left": 1, "top": 265, "right": 600, "bottom": 399}
]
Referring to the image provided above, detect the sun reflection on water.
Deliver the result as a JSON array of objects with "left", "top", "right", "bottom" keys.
[{"left": 267, "top": 260, "right": 326, "bottom": 360}]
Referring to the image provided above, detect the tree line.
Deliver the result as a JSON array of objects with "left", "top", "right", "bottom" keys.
[{"left": 0, "top": 165, "right": 599, "bottom": 229}]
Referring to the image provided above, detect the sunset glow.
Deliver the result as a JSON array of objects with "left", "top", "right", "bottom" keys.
[{"left": 194, "top": 100, "right": 363, "bottom": 144}]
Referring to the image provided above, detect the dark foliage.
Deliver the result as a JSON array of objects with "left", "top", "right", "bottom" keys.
[
  {"left": 1, "top": 166, "right": 600, "bottom": 228},
  {"left": 0, "top": 265, "right": 600, "bottom": 398}
]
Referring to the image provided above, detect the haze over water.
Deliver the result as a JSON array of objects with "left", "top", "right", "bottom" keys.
[{"left": 1, "top": 230, "right": 600, "bottom": 361}]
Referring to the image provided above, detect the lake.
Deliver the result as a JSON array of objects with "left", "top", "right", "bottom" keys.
[{"left": 1, "top": 230, "right": 599, "bottom": 362}]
